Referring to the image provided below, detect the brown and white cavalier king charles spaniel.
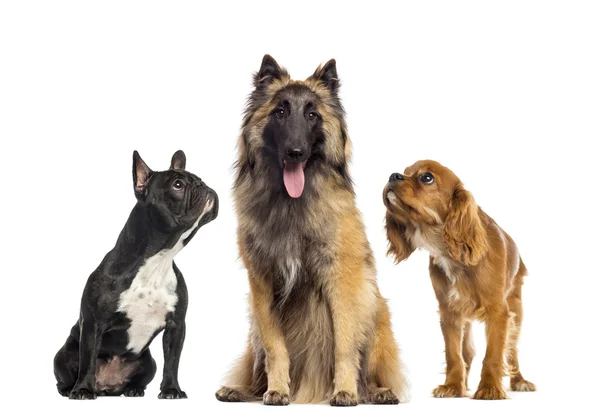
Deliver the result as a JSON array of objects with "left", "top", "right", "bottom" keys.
[{"left": 383, "top": 160, "right": 535, "bottom": 400}]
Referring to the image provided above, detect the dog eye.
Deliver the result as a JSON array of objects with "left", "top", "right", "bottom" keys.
[
  {"left": 172, "top": 179, "right": 185, "bottom": 191},
  {"left": 419, "top": 172, "right": 434, "bottom": 184},
  {"left": 275, "top": 108, "right": 285, "bottom": 118},
  {"left": 308, "top": 111, "right": 318, "bottom": 120}
]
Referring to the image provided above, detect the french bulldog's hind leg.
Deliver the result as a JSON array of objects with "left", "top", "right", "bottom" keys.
[
  {"left": 122, "top": 349, "right": 157, "bottom": 397},
  {"left": 95, "top": 355, "right": 144, "bottom": 396},
  {"left": 54, "top": 330, "right": 79, "bottom": 397}
]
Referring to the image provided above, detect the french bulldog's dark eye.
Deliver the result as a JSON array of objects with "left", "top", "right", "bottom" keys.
[
  {"left": 275, "top": 108, "right": 285, "bottom": 118},
  {"left": 172, "top": 179, "right": 185, "bottom": 191},
  {"left": 308, "top": 111, "right": 318, "bottom": 120},
  {"left": 419, "top": 172, "right": 434, "bottom": 185}
]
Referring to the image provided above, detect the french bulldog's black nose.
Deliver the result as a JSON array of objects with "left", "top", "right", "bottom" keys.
[
  {"left": 389, "top": 173, "right": 404, "bottom": 182},
  {"left": 286, "top": 148, "right": 305, "bottom": 161}
]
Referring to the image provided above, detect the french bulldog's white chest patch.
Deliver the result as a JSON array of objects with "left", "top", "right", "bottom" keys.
[
  {"left": 117, "top": 250, "right": 179, "bottom": 354},
  {"left": 117, "top": 204, "right": 210, "bottom": 354}
]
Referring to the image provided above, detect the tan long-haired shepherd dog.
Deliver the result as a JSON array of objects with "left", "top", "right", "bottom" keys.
[
  {"left": 215, "top": 55, "right": 409, "bottom": 406},
  {"left": 383, "top": 160, "right": 536, "bottom": 400}
]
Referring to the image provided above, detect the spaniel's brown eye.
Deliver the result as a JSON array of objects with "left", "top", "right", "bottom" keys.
[
  {"left": 308, "top": 111, "right": 318, "bottom": 120},
  {"left": 172, "top": 179, "right": 185, "bottom": 191},
  {"left": 275, "top": 108, "right": 285, "bottom": 118},
  {"left": 419, "top": 172, "right": 434, "bottom": 185}
]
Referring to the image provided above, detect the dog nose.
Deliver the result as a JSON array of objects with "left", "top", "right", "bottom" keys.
[
  {"left": 286, "top": 148, "right": 305, "bottom": 161},
  {"left": 389, "top": 173, "right": 404, "bottom": 182}
]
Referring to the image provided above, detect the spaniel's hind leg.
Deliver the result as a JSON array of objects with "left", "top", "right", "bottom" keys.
[
  {"left": 216, "top": 339, "right": 265, "bottom": 402},
  {"left": 366, "top": 299, "right": 409, "bottom": 404},
  {"left": 506, "top": 278, "right": 536, "bottom": 392},
  {"left": 462, "top": 321, "right": 476, "bottom": 389}
]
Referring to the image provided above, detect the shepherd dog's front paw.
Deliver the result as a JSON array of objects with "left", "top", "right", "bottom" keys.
[
  {"left": 370, "top": 388, "right": 399, "bottom": 404},
  {"left": 330, "top": 390, "right": 358, "bottom": 406},
  {"left": 69, "top": 388, "right": 97, "bottom": 400},
  {"left": 158, "top": 388, "right": 187, "bottom": 399},
  {"left": 263, "top": 390, "right": 290, "bottom": 406}
]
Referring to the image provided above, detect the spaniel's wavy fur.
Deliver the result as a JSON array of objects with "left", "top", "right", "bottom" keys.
[{"left": 384, "top": 160, "right": 535, "bottom": 400}]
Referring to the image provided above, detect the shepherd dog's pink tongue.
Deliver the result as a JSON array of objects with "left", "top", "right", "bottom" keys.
[{"left": 283, "top": 161, "right": 305, "bottom": 198}]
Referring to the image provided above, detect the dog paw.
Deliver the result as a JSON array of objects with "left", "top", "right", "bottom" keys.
[
  {"left": 432, "top": 384, "right": 467, "bottom": 398},
  {"left": 158, "top": 388, "right": 187, "bottom": 399},
  {"left": 473, "top": 385, "right": 507, "bottom": 400},
  {"left": 330, "top": 390, "right": 358, "bottom": 407},
  {"left": 216, "top": 386, "right": 245, "bottom": 402},
  {"left": 510, "top": 378, "right": 536, "bottom": 392},
  {"left": 370, "top": 388, "right": 399, "bottom": 404},
  {"left": 57, "top": 386, "right": 73, "bottom": 397},
  {"left": 263, "top": 390, "right": 290, "bottom": 406},
  {"left": 69, "top": 388, "right": 96, "bottom": 400},
  {"left": 123, "top": 388, "right": 145, "bottom": 397}
]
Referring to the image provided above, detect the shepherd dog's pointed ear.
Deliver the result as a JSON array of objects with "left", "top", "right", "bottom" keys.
[
  {"left": 442, "top": 185, "right": 488, "bottom": 266},
  {"left": 385, "top": 212, "right": 415, "bottom": 264},
  {"left": 170, "top": 150, "right": 186, "bottom": 170},
  {"left": 133, "top": 151, "right": 153, "bottom": 198},
  {"left": 313, "top": 59, "right": 339, "bottom": 93},
  {"left": 254, "top": 54, "right": 285, "bottom": 89}
]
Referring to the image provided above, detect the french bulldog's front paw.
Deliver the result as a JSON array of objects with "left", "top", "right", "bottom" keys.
[
  {"left": 263, "top": 390, "right": 290, "bottom": 406},
  {"left": 69, "top": 388, "right": 96, "bottom": 400},
  {"left": 330, "top": 390, "right": 358, "bottom": 407},
  {"left": 123, "top": 388, "right": 145, "bottom": 397},
  {"left": 158, "top": 388, "right": 187, "bottom": 399}
]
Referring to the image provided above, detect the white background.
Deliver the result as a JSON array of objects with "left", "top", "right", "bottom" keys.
[{"left": 1, "top": 1, "right": 598, "bottom": 418}]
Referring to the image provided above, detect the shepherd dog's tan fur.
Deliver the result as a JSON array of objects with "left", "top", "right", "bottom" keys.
[{"left": 216, "top": 55, "right": 409, "bottom": 406}]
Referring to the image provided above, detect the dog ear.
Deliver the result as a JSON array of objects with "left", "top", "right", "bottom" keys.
[
  {"left": 385, "top": 212, "right": 414, "bottom": 263},
  {"left": 132, "top": 151, "right": 153, "bottom": 198},
  {"left": 442, "top": 185, "right": 488, "bottom": 266},
  {"left": 313, "top": 59, "right": 339, "bottom": 92},
  {"left": 170, "top": 150, "right": 186, "bottom": 170},
  {"left": 254, "top": 54, "right": 284, "bottom": 89}
]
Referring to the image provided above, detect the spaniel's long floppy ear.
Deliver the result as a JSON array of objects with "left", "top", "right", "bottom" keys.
[
  {"left": 442, "top": 185, "right": 488, "bottom": 266},
  {"left": 385, "top": 212, "right": 414, "bottom": 264}
]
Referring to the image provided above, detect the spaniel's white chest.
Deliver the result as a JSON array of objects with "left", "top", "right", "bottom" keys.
[
  {"left": 117, "top": 251, "right": 179, "bottom": 354},
  {"left": 410, "top": 228, "right": 465, "bottom": 304}
]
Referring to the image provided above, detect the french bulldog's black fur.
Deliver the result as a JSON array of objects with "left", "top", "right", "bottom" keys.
[{"left": 53, "top": 150, "right": 218, "bottom": 399}]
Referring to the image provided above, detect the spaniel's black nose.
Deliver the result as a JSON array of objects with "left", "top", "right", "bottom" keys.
[{"left": 389, "top": 173, "right": 404, "bottom": 182}]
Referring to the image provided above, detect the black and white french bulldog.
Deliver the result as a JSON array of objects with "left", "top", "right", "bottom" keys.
[{"left": 54, "top": 150, "right": 218, "bottom": 399}]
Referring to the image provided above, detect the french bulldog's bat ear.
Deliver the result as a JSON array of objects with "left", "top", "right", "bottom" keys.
[
  {"left": 170, "top": 150, "right": 186, "bottom": 170},
  {"left": 132, "top": 151, "right": 153, "bottom": 198},
  {"left": 313, "top": 59, "right": 339, "bottom": 93}
]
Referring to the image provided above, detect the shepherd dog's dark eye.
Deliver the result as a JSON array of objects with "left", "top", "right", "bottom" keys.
[
  {"left": 172, "top": 179, "right": 185, "bottom": 191},
  {"left": 419, "top": 172, "right": 434, "bottom": 185},
  {"left": 308, "top": 111, "right": 318, "bottom": 120},
  {"left": 275, "top": 108, "right": 285, "bottom": 118}
]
